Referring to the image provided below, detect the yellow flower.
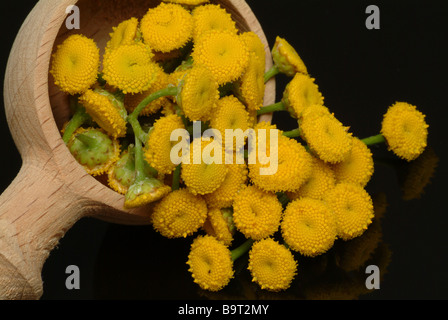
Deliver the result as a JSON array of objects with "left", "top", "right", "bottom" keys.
[
  {"left": 204, "top": 161, "right": 248, "bottom": 209},
  {"left": 248, "top": 238, "right": 298, "bottom": 291},
  {"left": 106, "top": 17, "right": 139, "bottom": 50},
  {"left": 209, "top": 95, "right": 250, "bottom": 150},
  {"left": 232, "top": 185, "right": 283, "bottom": 241},
  {"left": 144, "top": 114, "right": 186, "bottom": 175},
  {"left": 107, "top": 148, "right": 135, "bottom": 195},
  {"left": 102, "top": 43, "right": 159, "bottom": 94},
  {"left": 248, "top": 135, "right": 313, "bottom": 193},
  {"left": 67, "top": 127, "right": 120, "bottom": 176},
  {"left": 240, "top": 31, "right": 266, "bottom": 69},
  {"left": 282, "top": 73, "right": 324, "bottom": 118},
  {"left": 124, "top": 176, "right": 171, "bottom": 209},
  {"left": 50, "top": 34, "right": 99, "bottom": 95},
  {"left": 191, "top": 4, "right": 238, "bottom": 41},
  {"left": 187, "top": 235, "right": 234, "bottom": 291},
  {"left": 140, "top": 2, "right": 194, "bottom": 53},
  {"left": 331, "top": 136, "right": 374, "bottom": 187},
  {"left": 124, "top": 65, "right": 172, "bottom": 116},
  {"left": 281, "top": 198, "right": 337, "bottom": 257},
  {"left": 203, "top": 208, "right": 235, "bottom": 246},
  {"left": 181, "top": 138, "right": 228, "bottom": 195},
  {"left": 192, "top": 29, "right": 249, "bottom": 85},
  {"left": 272, "top": 36, "right": 308, "bottom": 76},
  {"left": 287, "top": 156, "right": 336, "bottom": 201},
  {"left": 324, "top": 182, "right": 374, "bottom": 241},
  {"left": 381, "top": 102, "right": 428, "bottom": 161},
  {"left": 78, "top": 89, "right": 127, "bottom": 138},
  {"left": 152, "top": 188, "right": 208, "bottom": 238},
  {"left": 177, "top": 64, "right": 220, "bottom": 121},
  {"left": 236, "top": 52, "right": 266, "bottom": 111},
  {"left": 300, "top": 109, "right": 353, "bottom": 164}
]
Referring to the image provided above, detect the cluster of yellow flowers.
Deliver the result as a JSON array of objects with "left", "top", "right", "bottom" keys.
[{"left": 51, "top": 0, "right": 429, "bottom": 293}]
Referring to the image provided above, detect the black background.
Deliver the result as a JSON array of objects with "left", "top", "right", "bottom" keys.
[{"left": 1, "top": 0, "right": 447, "bottom": 300}]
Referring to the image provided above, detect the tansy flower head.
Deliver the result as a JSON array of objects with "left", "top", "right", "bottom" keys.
[
  {"left": 209, "top": 95, "right": 250, "bottom": 150},
  {"left": 124, "top": 65, "right": 172, "bottom": 116},
  {"left": 300, "top": 111, "right": 353, "bottom": 164},
  {"left": 248, "top": 135, "right": 313, "bottom": 193},
  {"left": 192, "top": 29, "right": 250, "bottom": 85},
  {"left": 140, "top": 2, "right": 194, "bottom": 53},
  {"left": 272, "top": 36, "right": 308, "bottom": 77},
  {"left": 186, "top": 235, "right": 234, "bottom": 292},
  {"left": 203, "top": 208, "right": 235, "bottom": 246},
  {"left": 240, "top": 31, "right": 266, "bottom": 68},
  {"left": 124, "top": 176, "right": 171, "bottom": 208},
  {"left": 50, "top": 34, "right": 99, "bottom": 95},
  {"left": 177, "top": 64, "right": 220, "bottom": 121},
  {"left": 287, "top": 156, "right": 336, "bottom": 201},
  {"left": 102, "top": 42, "right": 159, "bottom": 94},
  {"left": 282, "top": 73, "right": 324, "bottom": 118},
  {"left": 331, "top": 136, "right": 374, "bottom": 187},
  {"left": 67, "top": 127, "right": 120, "bottom": 176},
  {"left": 106, "top": 17, "right": 139, "bottom": 50},
  {"left": 191, "top": 4, "right": 238, "bottom": 41},
  {"left": 204, "top": 162, "right": 248, "bottom": 209},
  {"left": 152, "top": 188, "right": 208, "bottom": 238},
  {"left": 232, "top": 185, "right": 283, "bottom": 241},
  {"left": 78, "top": 89, "right": 127, "bottom": 138},
  {"left": 324, "top": 182, "right": 374, "bottom": 241},
  {"left": 281, "top": 198, "right": 337, "bottom": 257},
  {"left": 144, "top": 114, "right": 186, "bottom": 175},
  {"left": 235, "top": 52, "right": 266, "bottom": 111},
  {"left": 248, "top": 238, "right": 298, "bottom": 291},
  {"left": 181, "top": 138, "right": 228, "bottom": 195},
  {"left": 381, "top": 102, "right": 429, "bottom": 161}
]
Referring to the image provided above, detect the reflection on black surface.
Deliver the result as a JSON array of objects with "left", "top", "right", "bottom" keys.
[{"left": 93, "top": 191, "right": 392, "bottom": 300}]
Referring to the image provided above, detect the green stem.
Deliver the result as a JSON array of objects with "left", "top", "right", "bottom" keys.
[
  {"left": 133, "top": 133, "right": 147, "bottom": 183},
  {"left": 362, "top": 134, "right": 386, "bottom": 146},
  {"left": 62, "top": 105, "right": 90, "bottom": 144},
  {"left": 129, "top": 86, "right": 179, "bottom": 120},
  {"left": 74, "top": 133, "right": 97, "bottom": 147},
  {"left": 264, "top": 65, "right": 280, "bottom": 83},
  {"left": 257, "top": 101, "right": 286, "bottom": 116},
  {"left": 282, "top": 128, "right": 301, "bottom": 138},
  {"left": 172, "top": 164, "right": 181, "bottom": 191},
  {"left": 231, "top": 239, "right": 254, "bottom": 261},
  {"left": 128, "top": 116, "right": 148, "bottom": 144}
]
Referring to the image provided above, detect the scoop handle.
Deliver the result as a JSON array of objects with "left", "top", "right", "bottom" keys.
[{"left": 0, "top": 161, "right": 88, "bottom": 299}]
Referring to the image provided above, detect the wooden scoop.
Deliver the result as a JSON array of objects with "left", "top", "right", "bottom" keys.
[{"left": 0, "top": 0, "right": 275, "bottom": 299}]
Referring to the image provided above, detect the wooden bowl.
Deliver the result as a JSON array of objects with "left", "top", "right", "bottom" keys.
[{"left": 0, "top": 0, "right": 275, "bottom": 299}]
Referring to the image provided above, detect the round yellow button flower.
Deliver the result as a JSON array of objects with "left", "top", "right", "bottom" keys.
[
  {"left": 191, "top": 4, "right": 238, "bottom": 41},
  {"left": 152, "top": 188, "right": 208, "bottom": 239},
  {"left": 140, "top": 2, "right": 194, "bottom": 53},
  {"left": 248, "top": 238, "right": 298, "bottom": 291},
  {"left": 232, "top": 185, "right": 283, "bottom": 241},
  {"left": 272, "top": 36, "right": 308, "bottom": 77},
  {"left": 177, "top": 64, "right": 220, "bottom": 122},
  {"left": 102, "top": 43, "right": 159, "bottom": 94},
  {"left": 181, "top": 138, "right": 228, "bottom": 195},
  {"left": 78, "top": 89, "right": 127, "bottom": 139},
  {"left": 331, "top": 136, "right": 374, "bottom": 187},
  {"left": 381, "top": 102, "right": 429, "bottom": 161},
  {"left": 202, "top": 208, "right": 235, "bottom": 246},
  {"left": 287, "top": 156, "right": 336, "bottom": 201},
  {"left": 50, "top": 34, "right": 99, "bottom": 95},
  {"left": 300, "top": 109, "right": 353, "bottom": 164},
  {"left": 144, "top": 114, "right": 186, "bottom": 175},
  {"left": 192, "top": 29, "right": 249, "bottom": 85},
  {"left": 236, "top": 51, "right": 266, "bottom": 111},
  {"left": 282, "top": 73, "right": 324, "bottom": 118},
  {"left": 106, "top": 17, "right": 139, "bottom": 50},
  {"left": 187, "top": 235, "right": 234, "bottom": 292},
  {"left": 281, "top": 198, "right": 337, "bottom": 257},
  {"left": 324, "top": 182, "right": 374, "bottom": 241},
  {"left": 248, "top": 135, "right": 313, "bottom": 193}
]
